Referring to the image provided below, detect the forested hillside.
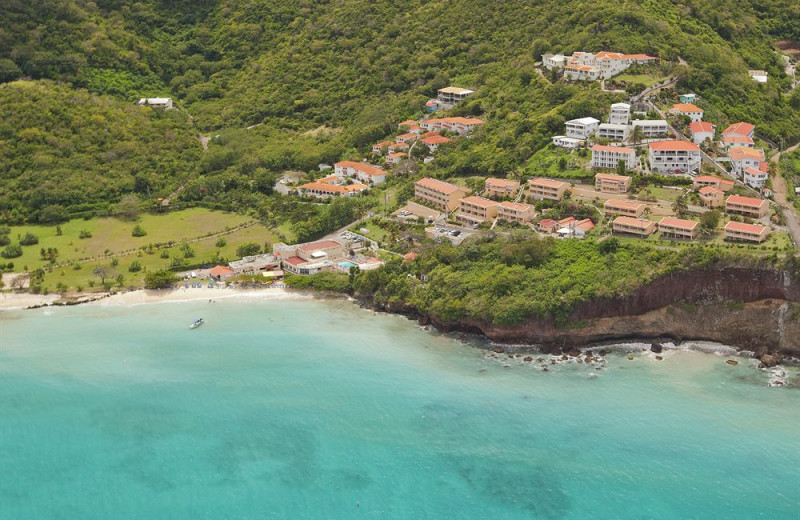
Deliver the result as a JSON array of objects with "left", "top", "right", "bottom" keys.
[{"left": 1, "top": 0, "right": 800, "bottom": 223}]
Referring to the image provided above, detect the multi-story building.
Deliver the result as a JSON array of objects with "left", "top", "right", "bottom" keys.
[
  {"left": 456, "top": 196, "right": 500, "bottom": 227},
  {"left": 529, "top": 178, "right": 569, "bottom": 201},
  {"left": 485, "top": 178, "right": 520, "bottom": 199},
  {"left": 597, "top": 123, "right": 629, "bottom": 142},
  {"left": 648, "top": 140, "right": 701, "bottom": 173},
  {"left": 595, "top": 173, "right": 632, "bottom": 193},
  {"left": 420, "top": 134, "right": 453, "bottom": 152},
  {"left": 542, "top": 53, "right": 568, "bottom": 70},
  {"left": 670, "top": 103, "right": 704, "bottom": 123},
  {"left": 688, "top": 121, "right": 715, "bottom": 145},
  {"left": 743, "top": 166, "right": 769, "bottom": 190},
  {"left": 609, "top": 103, "right": 631, "bottom": 125},
  {"left": 631, "top": 119, "right": 668, "bottom": 138},
  {"left": 297, "top": 181, "right": 369, "bottom": 198},
  {"left": 723, "top": 221, "right": 768, "bottom": 243},
  {"left": 612, "top": 216, "right": 657, "bottom": 237},
  {"left": 729, "top": 147, "right": 766, "bottom": 178},
  {"left": 497, "top": 202, "right": 536, "bottom": 224},
  {"left": 386, "top": 152, "right": 407, "bottom": 165},
  {"left": 693, "top": 175, "right": 735, "bottom": 192},
  {"left": 419, "top": 117, "right": 485, "bottom": 135},
  {"left": 561, "top": 51, "right": 658, "bottom": 80},
  {"left": 551, "top": 135, "right": 583, "bottom": 149},
  {"left": 414, "top": 177, "right": 470, "bottom": 211},
  {"left": 565, "top": 117, "right": 600, "bottom": 139},
  {"left": 372, "top": 140, "right": 395, "bottom": 155},
  {"left": 604, "top": 199, "right": 647, "bottom": 217},
  {"left": 698, "top": 186, "right": 724, "bottom": 208},
  {"left": 722, "top": 122, "right": 755, "bottom": 140},
  {"left": 591, "top": 145, "right": 636, "bottom": 170},
  {"left": 437, "top": 87, "right": 474, "bottom": 107},
  {"left": 658, "top": 217, "right": 700, "bottom": 240},
  {"left": 274, "top": 239, "right": 349, "bottom": 275},
  {"left": 334, "top": 161, "right": 389, "bottom": 185},
  {"left": 725, "top": 195, "right": 769, "bottom": 219},
  {"left": 722, "top": 135, "right": 755, "bottom": 148}
]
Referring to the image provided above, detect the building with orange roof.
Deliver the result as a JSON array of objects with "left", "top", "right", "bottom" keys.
[
  {"left": 396, "top": 132, "right": 418, "bottom": 143},
  {"left": 485, "top": 178, "right": 520, "bottom": 198},
  {"left": 688, "top": 121, "right": 716, "bottom": 145},
  {"left": 612, "top": 216, "right": 657, "bottom": 237},
  {"left": 528, "top": 178, "right": 570, "bottom": 201},
  {"left": 698, "top": 186, "right": 724, "bottom": 208},
  {"left": 209, "top": 265, "right": 234, "bottom": 280},
  {"left": 559, "top": 50, "right": 658, "bottom": 80},
  {"left": 414, "top": 177, "right": 470, "bottom": 211},
  {"left": 334, "top": 161, "right": 388, "bottom": 185},
  {"left": 398, "top": 120, "right": 417, "bottom": 128},
  {"left": 386, "top": 152, "right": 407, "bottom": 165},
  {"left": 297, "top": 181, "right": 369, "bottom": 198},
  {"left": 722, "top": 135, "right": 755, "bottom": 148},
  {"left": 670, "top": 103, "right": 704, "bottom": 122},
  {"left": 648, "top": 140, "right": 701, "bottom": 173},
  {"left": 729, "top": 147, "right": 766, "bottom": 178},
  {"left": 725, "top": 195, "right": 769, "bottom": 219},
  {"left": 591, "top": 144, "right": 636, "bottom": 170},
  {"left": 595, "top": 173, "right": 632, "bottom": 193},
  {"left": 372, "top": 140, "right": 395, "bottom": 155},
  {"left": 724, "top": 221, "right": 768, "bottom": 243},
  {"left": 658, "top": 217, "right": 700, "bottom": 240},
  {"left": 456, "top": 196, "right": 500, "bottom": 227},
  {"left": 419, "top": 117, "right": 484, "bottom": 135},
  {"left": 274, "top": 239, "right": 351, "bottom": 275},
  {"left": 420, "top": 135, "right": 453, "bottom": 151},
  {"left": 387, "top": 142, "right": 409, "bottom": 154},
  {"left": 603, "top": 199, "right": 647, "bottom": 217},
  {"left": 497, "top": 201, "right": 535, "bottom": 224},
  {"left": 743, "top": 166, "right": 768, "bottom": 190},
  {"left": 693, "top": 176, "right": 735, "bottom": 192},
  {"left": 722, "top": 122, "right": 755, "bottom": 139}
]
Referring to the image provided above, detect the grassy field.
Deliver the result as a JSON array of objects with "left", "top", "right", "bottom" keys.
[
  {"left": 526, "top": 146, "right": 592, "bottom": 180},
  {"left": 4, "top": 208, "right": 280, "bottom": 292},
  {"left": 613, "top": 73, "right": 670, "bottom": 87}
]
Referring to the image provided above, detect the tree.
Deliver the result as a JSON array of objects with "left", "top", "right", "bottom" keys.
[
  {"left": 19, "top": 233, "right": 39, "bottom": 246},
  {"left": 10, "top": 273, "right": 30, "bottom": 290},
  {"left": 631, "top": 125, "right": 644, "bottom": 145},
  {"left": 144, "top": 270, "right": 179, "bottom": 289},
  {"left": 116, "top": 194, "right": 141, "bottom": 220},
  {"left": 92, "top": 265, "right": 112, "bottom": 284},
  {"left": 128, "top": 261, "right": 142, "bottom": 272},
  {"left": 672, "top": 194, "right": 689, "bottom": 217},
  {"left": 132, "top": 225, "right": 147, "bottom": 237},
  {"left": 617, "top": 159, "right": 626, "bottom": 176},
  {"left": 700, "top": 209, "right": 721, "bottom": 234},
  {"left": 1, "top": 244, "right": 22, "bottom": 258},
  {"left": 215, "top": 237, "right": 227, "bottom": 248},
  {"left": 236, "top": 242, "right": 261, "bottom": 257}
]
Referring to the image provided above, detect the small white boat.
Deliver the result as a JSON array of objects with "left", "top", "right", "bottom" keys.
[{"left": 190, "top": 318, "right": 204, "bottom": 329}]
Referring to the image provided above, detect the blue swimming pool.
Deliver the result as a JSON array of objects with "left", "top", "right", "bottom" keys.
[{"left": 338, "top": 260, "right": 359, "bottom": 269}]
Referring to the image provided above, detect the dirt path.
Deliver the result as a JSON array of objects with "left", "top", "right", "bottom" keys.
[{"left": 770, "top": 143, "right": 800, "bottom": 248}]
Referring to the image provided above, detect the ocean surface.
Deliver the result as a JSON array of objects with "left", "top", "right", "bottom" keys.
[{"left": 1, "top": 296, "right": 799, "bottom": 519}]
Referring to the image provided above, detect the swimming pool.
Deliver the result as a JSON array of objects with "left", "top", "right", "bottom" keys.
[{"left": 338, "top": 260, "right": 359, "bottom": 269}]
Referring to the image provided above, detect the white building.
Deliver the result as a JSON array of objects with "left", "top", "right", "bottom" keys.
[
  {"left": 591, "top": 144, "right": 637, "bottom": 170},
  {"left": 562, "top": 51, "right": 658, "bottom": 81},
  {"left": 743, "top": 166, "right": 768, "bottom": 189},
  {"left": 565, "top": 117, "right": 600, "bottom": 139},
  {"left": 648, "top": 141, "right": 702, "bottom": 173},
  {"left": 670, "top": 103, "right": 704, "bottom": 123},
  {"left": 437, "top": 87, "right": 474, "bottom": 107},
  {"left": 609, "top": 103, "right": 631, "bottom": 125},
  {"left": 748, "top": 70, "right": 768, "bottom": 83},
  {"left": 542, "top": 54, "right": 568, "bottom": 69},
  {"left": 551, "top": 135, "right": 583, "bottom": 149},
  {"left": 137, "top": 97, "right": 173, "bottom": 109},
  {"left": 688, "top": 121, "right": 715, "bottom": 145},
  {"left": 729, "top": 147, "right": 766, "bottom": 178},
  {"left": 631, "top": 119, "right": 668, "bottom": 138},
  {"left": 334, "top": 161, "right": 388, "bottom": 185},
  {"left": 597, "top": 123, "right": 629, "bottom": 142}
]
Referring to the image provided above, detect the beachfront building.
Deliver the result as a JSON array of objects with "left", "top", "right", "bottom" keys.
[
  {"left": 414, "top": 177, "right": 470, "bottom": 211},
  {"left": 551, "top": 135, "right": 583, "bottom": 149},
  {"left": 698, "top": 186, "right": 724, "bottom": 208},
  {"left": 722, "top": 122, "right": 755, "bottom": 140},
  {"left": 609, "top": 103, "right": 631, "bottom": 125},
  {"left": 209, "top": 265, "right": 234, "bottom": 281},
  {"left": 725, "top": 195, "right": 769, "bottom": 219},
  {"left": 693, "top": 175, "right": 735, "bottom": 192},
  {"left": 728, "top": 147, "right": 766, "bottom": 178},
  {"left": 743, "top": 166, "right": 769, "bottom": 190},
  {"left": 595, "top": 173, "right": 632, "bottom": 193},
  {"left": 658, "top": 217, "right": 700, "bottom": 240},
  {"left": 565, "top": 117, "right": 600, "bottom": 139},
  {"left": 274, "top": 240, "right": 349, "bottom": 275},
  {"left": 419, "top": 117, "right": 485, "bottom": 135},
  {"left": 456, "top": 196, "right": 500, "bottom": 227},
  {"left": 604, "top": 199, "right": 647, "bottom": 217},
  {"left": 724, "top": 221, "right": 768, "bottom": 243},
  {"left": 670, "top": 103, "right": 704, "bottom": 123},
  {"left": 229, "top": 254, "right": 280, "bottom": 276},
  {"left": 688, "top": 121, "right": 715, "bottom": 145},
  {"left": 137, "top": 97, "right": 173, "bottom": 109},
  {"left": 497, "top": 202, "right": 536, "bottom": 224},
  {"left": 612, "top": 216, "right": 657, "bottom": 237},
  {"left": 297, "top": 180, "right": 369, "bottom": 198},
  {"left": 334, "top": 161, "right": 388, "bottom": 185},
  {"left": 529, "top": 178, "right": 569, "bottom": 201},
  {"left": 648, "top": 140, "right": 701, "bottom": 173},
  {"left": 597, "top": 123, "right": 629, "bottom": 142},
  {"left": 485, "top": 178, "right": 520, "bottom": 199},
  {"left": 591, "top": 145, "right": 636, "bottom": 170},
  {"left": 631, "top": 119, "right": 668, "bottom": 138},
  {"left": 437, "top": 87, "right": 474, "bottom": 108}
]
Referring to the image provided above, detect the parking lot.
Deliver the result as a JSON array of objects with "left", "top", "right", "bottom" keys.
[{"left": 426, "top": 226, "right": 473, "bottom": 245}]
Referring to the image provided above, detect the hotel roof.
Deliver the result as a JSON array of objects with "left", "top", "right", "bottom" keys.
[
  {"left": 596, "top": 173, "right": 631, "bottom": 182},
  {"left": 613, "top": 216, "right": 654, "bottom": 229},
  {"left": 499, "top": 201, "right": 532, "bottom": 211},
  {"left": 460, "top": 196, "right": 500, "bottom": 208},
  {"left": 387, "top": 152, "right": 407, "bottom": 159},
  {"left": 297, "top": 240, "right": 344, "bottom": 253},
  {"left": 396, "top": 132, "right": 416, "bottom": 140},
  {"left": 695, "top": 175, "right": 735, "bottom": 186},
  {"left": 722, "top": 122, "right": 755, "bottom": 137},
  {"left": 486, "top": 178, "right": 520, "bottom": 187},
  {"left": 398, "top": 120, "right": 417, "bottom": 127},
  {"left": 335, "top": 161, "right": 388, "bottom": 177},
  {"left": 726, "top": 195, "right": 768, "bottom": 208},
  {"left": 722, "top": 135, "right": 754, "bottom": 145},
  {"left": 568, "top": 117, "right": 600, "bottom": 125},
  {"left": 529, "top": 178, "right": 569, "bottom": 189},
  {"left": 299, "top": 181, "right": 367, "bottom": 194},
  {"left": 659, "top": 217, "right": 699, "bottom": 230},
  {"left": 649, "top": 140, "right": 701, "bottom": 152},
  {"left": 438, "top": 86, "right": 474, "bottom": 95},
  {"left": 592, "top": 144, "right": 634, "bottom": 154},
  {"left": 210, "top": 265, "right": 234, "bottom": 276},
  {"left": 729, "top": 147, "right": 765, "bottom": 161},
  {"left": 604, "top": 199, "right": 645, "bottom": 210},
  {"left": 724, "top": 221, "right": 767, "bottom": 234},
  {"left": 421, "top": 135, "right": 453, "bottom": 145},
  {"left": 415, "top": 177, "right": 466, "bottom": 195}
]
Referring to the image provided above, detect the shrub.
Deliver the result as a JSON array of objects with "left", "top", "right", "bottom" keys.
[
  {"left": 236, "top": 242, "right": 261, "bottom": 257},
  {"left": 1, "top": 244, "right": 22, "bottom": 258},
  {"left": 79, "top": 230, "right": 93, "bottom": 239},
  {"left": 128, "top": 261, "right": 142, "bottom": 272},
  {"left": 131, "top": 225, "right": 147, "bottom": 237},
  {"left": 215, "top": 237, "right": 227, "bottom": 247},
  {"left": 144, "top": 269, "right": 179, "bottom": 289},
  {"left": 19, "top": 233, "right": 39, "bottom": 246}
]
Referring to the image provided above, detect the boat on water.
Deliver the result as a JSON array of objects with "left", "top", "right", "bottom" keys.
[{"left": 190, "top": 318, "right": 204, "bottom": 329}]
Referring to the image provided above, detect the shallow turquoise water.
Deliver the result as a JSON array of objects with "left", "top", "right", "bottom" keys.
[{"left": 1, "top": 297, "right": 799, "bottom": 519}]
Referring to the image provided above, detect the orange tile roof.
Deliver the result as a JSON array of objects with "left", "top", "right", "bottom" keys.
[
  {"left": 421, "top": 135, "right": 453, "bottom": 145},
  {"left": 689, "top": 122, "right": 715, "bottom": 133},
  {"left": 699, "top": 186, "right": 723, "bottom": 195},
  {"left": 335, "top": 161, "right": 388, "bottom": 177},
  {"left": 671, "top": 103, "right": 703, "bottom": 112},
  {"left": 604, "top": 199, "right": 645, "bottom": 211},
  {"left": 659, "top": 217, "right": 699, "bottom": 230},
  {"left": 729, "top": 147, "right": 765, "bottom": 161},
  {"left": 575, "top": 218, "right": 595, "bottom": 231},
  {"left": 387, "top": 152, "right": 407, "bottom": 159},
  {"left": 613, "top": 216, "right": 653, "bottom": 229},
  {"left": 694, "top": 175, "right": 734, "bottom": 186},
  {"left": 744, "top": 167, "right": 767, "bottom": 176},
  {"left": 724, "top": 221, "right": 767, "bottom": 234},
  {"left": 726, "top": 195, "right": 767, "bottom": 208},
  {"left": 396, "top": 132, "right": 417, "bottom": 140},
  {"left": 486, "top": 178, "right": 520, "bottom": 188},
  {"left": 529, "top": 178, "right": 569, "bottom": 189},
  {"left": 566, "top": 65, "right": 594, "bottom": 71},
  {"left": 210, "top": 265, "right": 234, "bottom": 276},
  {"left": 623, "top": 54, "right": 658, "bottom": 60},
  {"left": 373, "top": 140, "right": 395, "bottom": 149},
  {"left": 592, "top": 144, "right": 634, "bottom": 154},
  {"left": 722, "top": 136, "right": 754, "bottom": 145},
  {"left": 649, "top": 140, "right": 701, "bottom": 152},
  {"left": 398, "top": 120, "right": 417, "bottom": 127},
  {"left": 390, "top": 142, "right": 410, "bottom": 148},
  {"left": 722, "top": 122, "right": 754, "bottom": 137},
  {"left": 460, "top": 196, "right": 500, "bottom": 208},
  {"left": 595, "top": 173, "right": 631, "bottom": 182},
  {"left": 299, "top": 181, "right": 368, "bottom": 194},
  {"left": 420, "top": 131, "right": 441, "bottom": 138},
  {"left": 499, "top": 201, "right": 532, "bottom": 211},
  {"left": 415, "top": 177, "right": 465, "bottom": 195},
  {"left": 298, "top": 240, "right": 345, "bottom": 252}
]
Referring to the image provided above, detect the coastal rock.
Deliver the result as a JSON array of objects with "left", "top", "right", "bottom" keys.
[
  {"left": 725, "top": 360, "right": 738, "bottom": 366},
  {"left": 584, "top": 356, "right": 593, "bottom": 364},
  {"left": 655, "top": 356, "right": 663, "bottom": 361},
  {"left": 627, "top": 354, "right": 634, "bottom": 360},
  {"left": 561, "top": 355, "right": 569, "bottom": 361},
  {"left": 650, "top": 343, "right": 663, "bottom": 354},
  {"left": 599, "top": 349, "right": 611, "bottom": 356},
  {"left": 758, "top": 354, "right": 780, "bottom": 369},
  {"left": 523, "top": 356, "right": 533, "bottom": 362},
  {"left": 493, "top": 346, "right": 505, "bottom": 354}
]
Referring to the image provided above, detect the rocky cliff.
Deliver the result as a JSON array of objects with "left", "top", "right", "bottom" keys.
[{"left": 365, "top": 268, "right": 800, "bottom": 356}]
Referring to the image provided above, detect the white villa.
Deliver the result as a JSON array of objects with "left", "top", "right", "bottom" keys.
[
  {"left": 552, "top": 136, "right": 583, "bottom": 149},
  {"left": 591, "top": 144, "right": 636, "bottom": 170},
  {"left": 648, "top": 140, "right": 701, "bottom": 173},
  {"left": 553, "top": 51, "right": 658, "bottom": 81},
  {"left": 565, "top": 117, "right": 600, "bottom": 139},
  {"left": 598, "top": 123, "right": 629, "bottom": 142},
  {"left": 137, "top": 97, "right": 173, "bottom": 109},
  {"left": 609, "top": 103, "right": 631, "bottom": 125},
  {"left": 631, "top": 119, "right": 668, "bottom": 138},
  {"left": 437, "top": 86, "right": 474, "bottom": 108},
  {"left": 334, "top": 161, "right": 388, "bottom": 185}
]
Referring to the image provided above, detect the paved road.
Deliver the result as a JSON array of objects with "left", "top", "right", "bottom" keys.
[{"left": 770, "top": 143, "right": 800, "bottom": 248}]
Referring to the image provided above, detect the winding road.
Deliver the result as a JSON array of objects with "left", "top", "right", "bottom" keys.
[{"left": 770, "top": 143, "right": 800, "bottom": 248}]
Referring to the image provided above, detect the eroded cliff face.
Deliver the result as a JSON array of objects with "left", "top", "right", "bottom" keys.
[{"left": 365, "top": 268, "right": 800, "bottom": 355}]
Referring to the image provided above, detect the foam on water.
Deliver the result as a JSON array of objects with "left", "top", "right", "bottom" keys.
[{"left": 1, "top": 299, "right": 799, "bottom": 519}]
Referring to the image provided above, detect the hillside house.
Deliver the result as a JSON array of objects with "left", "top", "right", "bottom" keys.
[
  {"left": 565, "top": 117, "right": 600, "bottom": 139},
  {"left": 562, "top": 51, "right": 658, "bottom": 80},
  {"left": 722, "top": 122, "right": 755, "bottom": 140},
  {"left": 485, "top": 178, "right": 520, "bottom": 199},
  {"left": 420, "top": 134, "right": 453, "bottom": 151},
  {"left": 612, "top": 216, "right": 657, "bottom": 237},
  {"left": 725, "top": 195, "right": 769, "bottom": 219},
  {"left": 648, "top": 140, "right": 701, "bottom": 173},
  {"left": 542, "top": 53, "right": 569, "bottom": 69},
  {"left": 748, "top": 70, "right": 768, "bottom": 83},
  {"left": 743, "top": 166, "right": 769, "bottom": 189},
  {"left": 297, "top": 179, "right": 369, "bottom": 198},
  {"left": 631, "top": 119, "right": 668, "bottom": 138},
  {"left": 372, "top": 140, "right": 395, "bottom": 155},
  {"left": 604, "top": 199, "right": 647, "bottom": 217},
  {"left": 497, "top": 202, "right": 536, "bottom": 224},
  {"left": 693, "top": 175, "right": 735, "bottom": 192},
  {"left": 456, "top": 196, "right": 500, "bottom": 227},
  {"left": 658, "top": 217, "right": 700, "bottom": 240},
  {"left": 722, "top": 136, "right": 755, "bottom": 149},
  {"left": 334, "top": 161, "right": 388, "bottom": 185},
  {"left": 698, "top": 186, "right": 724, "bottom": 208},
  {"left": 419, "top": 117, "right": 484, "bottom": 135},
  {"left": 688, "top": 121, "right": 715, "bottom": 145},
  {"left": 609, "top": 103, "right": 631, "bottom": 125},
  {"left": 414, "top": 178, "right": 470, "bottom": 211},
  {"left": 386, "top": 152, "right": 407, "bottom": 165},
  {"left": 670, "top": 103, "right": 704, "bottom": 123},
  {"left": 137, "top": 97, "right": 173, "bottom": 109},
  {"left": 591, "top": 144, "right": 636, "bottom": 170},
  {"left": 728, "top": 147, "right": 766, "bottom": 178},
  {"left": 437, "top": 87, "right": 474, "bottom": 107},
  {"left": 598, "top": 123, "right": 629, "bottom": 141},
  {"left": 680, "top": 93, "right": 698, "bottom": 103},
  {"left": 529, "top": 178, "right": 569, "bottom": 201},
  {"left": 724, "top": 221, "right": 768, "bottom": 243},
  {"left": 387, "top": 142, "right": 409, "bottom": 153},
  {"left": 552, "top": 135, "right": 583, "bottom": 149},
  {"left": 595, "top": 173, "right": 632, "bottom": 193}
]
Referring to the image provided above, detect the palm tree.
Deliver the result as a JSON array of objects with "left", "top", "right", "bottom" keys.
[
  {"left": 672, "top": 194, "right": 689, "bottom": 217},
  {"left": 631, "top": 125, "right": 644, "bottom": 145}
]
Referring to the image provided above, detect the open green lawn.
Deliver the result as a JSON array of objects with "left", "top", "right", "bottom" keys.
[
  {"left": 350, "top": 217, "right": 392, "bottom": 245},
  {"left": 4, "top": 208, "right": 280, "bottom": 292},
  {"left": 526, "top": 146, "right": 592, "bottom": 180},
  {"left": 613, "top": 73, "right": 670, "bottom": 87}
]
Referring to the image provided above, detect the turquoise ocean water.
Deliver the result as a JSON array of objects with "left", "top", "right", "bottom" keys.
[{"left": 1, "top": 296, "right": 799, "bottom": 519}]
